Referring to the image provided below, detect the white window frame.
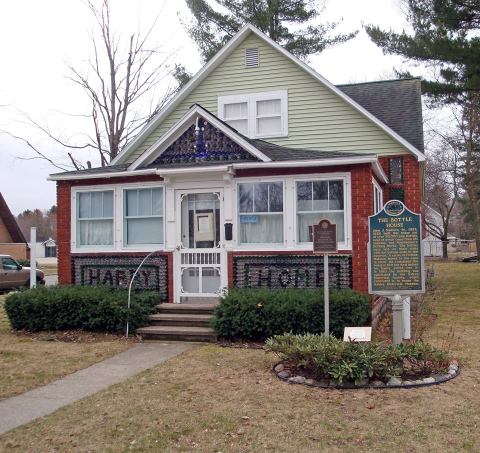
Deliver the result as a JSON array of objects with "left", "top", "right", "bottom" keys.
[
  {"left": 71, "top": 182, "right": 166, "bottom": 253},
  {"left": 74, "top": 188, "right": 115, "bottom": 250},
  {"left": 372, "top": 178, "right": 383, "bottom": 214},
  {"left": 218, "top": 90, "right": 288, "bottom": 139},
  {"left": 233, "top": 172, "right": 352, "bottom": 251},
  {"left": 236, "top": 180, "right": 285, "bottom": 246},
  {"left": 123, "top": 186, "right": 165, "bottom": 248},
  {"left": 293, "top": 174, "right": 351, "bottom": 250}
]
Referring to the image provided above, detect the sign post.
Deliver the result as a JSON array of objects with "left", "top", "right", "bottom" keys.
[
  {"left": 312, "top": 219, "right": 337, "bottom": 336},
  {"left": 30, "top": 227, "right": 37, "bottom": 289},
  {"left": 368, "top": 200, "right": 424, "bottom": 345}
]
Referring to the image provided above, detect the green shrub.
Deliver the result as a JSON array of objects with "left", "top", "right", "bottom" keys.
[
  {"left": 212, "top": 288, "right": 370, "bottom": 340},
  {"left": 266, "top": 333, "right": 451, "bottom": 383},
  {"left": 4, "top": 285, "right": 159, "bottom": 333}
]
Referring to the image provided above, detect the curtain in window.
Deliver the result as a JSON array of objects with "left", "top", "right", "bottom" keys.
[
  {"left": 124, "top": 187, "right": 164, "bottom": 245},
  {"left": 238, "top": 182, "right": 283, "bottom": 244},
  {"left": 296, "top": 180, "right": 345, "bottom": 242},
  {"left": 79, "top": 220, "right": 114, "bottom": 246},
  {"left": 77, "top": 191, "right": 114, "bottom": 246}
]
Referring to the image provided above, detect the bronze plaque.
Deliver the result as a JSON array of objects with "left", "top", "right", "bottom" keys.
[{"left": 312, "top": 219, "right": 337, "bottom": 254}]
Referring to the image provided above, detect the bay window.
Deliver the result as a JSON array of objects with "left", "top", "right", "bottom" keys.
[
  {"left": 77, "top": 190, "right": 114, "bottom": 246},
  {"left": 238, "top": 182, "right": 283, "bottom": 244},
  {"left": 296, "top": 179, "right": 346, "bottom": 243},
  {"left": 124, "top": 187, "right": 164, "bottom": 245},
  {"left": 219, "top": 91, "right": 287, "bottom": 138}
]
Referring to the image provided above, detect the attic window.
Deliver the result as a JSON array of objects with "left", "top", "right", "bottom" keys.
[{"left": 245, "top": 48, "right": 259, "bottom": 67}]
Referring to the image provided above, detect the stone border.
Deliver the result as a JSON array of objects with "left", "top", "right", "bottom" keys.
[{"left": 273, "top": 361, "right": 460, "bottom": 389}]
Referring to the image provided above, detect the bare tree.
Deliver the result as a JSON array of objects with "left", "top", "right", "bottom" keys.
[
  {"left": 4, "top": 0, "right": 173, "bottom": 171},
  {"left": 423, "top": 146, "right": 461, "bottom": 259},
  {"left": 455, "top": 96, "right": 480, "bottom": 257}
]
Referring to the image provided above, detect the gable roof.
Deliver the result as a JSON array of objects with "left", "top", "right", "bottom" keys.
[
  {"left": 50, "top": 103, "right": 388, "bottom": 183},
  {"left": 0, "top": 193, "right": 26, "bottom": 243},
  {"left": 111, "top": 24, "right": 425, "bottom": 166},
  {"left": 338, "top": 79, "right": 424, "bottom": 153}
]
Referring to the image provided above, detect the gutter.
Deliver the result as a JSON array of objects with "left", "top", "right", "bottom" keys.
[
  {"left": 47, "top": 168, "right": 159, "bottom": 181},
  {"left": 48, "top": 156, "right": 389, "bottom": 184}
]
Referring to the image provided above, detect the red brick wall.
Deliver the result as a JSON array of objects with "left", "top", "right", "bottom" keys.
[
  {"left": 350, "top": 164, "right": 374, "bottom": 293},
  {"left": 57, "top": 181, "right": 72, "bottom": 284},
  {"left": 379, "top": 155, "right": 422, "bottom": 213}
]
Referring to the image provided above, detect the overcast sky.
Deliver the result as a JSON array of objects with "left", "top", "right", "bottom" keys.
[{"left": 0, "top": 0, "right": 418, "bottom": 215}]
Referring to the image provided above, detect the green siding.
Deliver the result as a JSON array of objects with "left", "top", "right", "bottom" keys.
[{"left": 126, "top": 33, "right": 409, "bottom": 164}]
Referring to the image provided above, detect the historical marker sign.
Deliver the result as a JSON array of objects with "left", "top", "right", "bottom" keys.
[
  {"left": 368, "top": 200, "right": 425, "bottom": 295},
  {"left": 313, "top": 219, "right": 338, "bottom": 254}
]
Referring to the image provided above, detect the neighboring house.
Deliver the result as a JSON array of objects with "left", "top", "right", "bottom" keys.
[
  {"left": 423, "top": 204, "right": 444, "bottom": 257},
  {"left": 50, "top": 24, "right": 424, "bottom": 305},
  {"left": 0, "top": 192, "right": 28, "bottom": 261},
  {"left": 29, "top": 238, "right": 57, "bottom": 259}
]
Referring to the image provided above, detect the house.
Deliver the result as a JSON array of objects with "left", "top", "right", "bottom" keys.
[
  {"left": 422, "top": 204, "right": 444, "bottom": 257},
  {"left": 0, "top": 192, "right": 29, "bottom": 261},
  {"left": 29, "top": 238, "right": 57, "bottom": 259},
  {"left": 49, "top": 24, "right": 424, "bottom": 308}
]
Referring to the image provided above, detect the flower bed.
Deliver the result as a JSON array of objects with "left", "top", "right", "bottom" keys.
[{"left": 266, "top": 333, "right": 460, "bottom": 388}]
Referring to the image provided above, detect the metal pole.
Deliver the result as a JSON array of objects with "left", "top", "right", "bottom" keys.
[
  {"left": 30, "top": 227, "right": 37, "bottom": 289},
  {"left": 391, "top": 294, "right": 403, "bottom": 345},
  {"left": 324, "top": 254, "right": 329, "bottom": 336},
  {"left": 126, "top": 250, "right": 159, "bottom": 339},
  {"left": 403, "top": 296, "right": 411, "bottom": 340}
]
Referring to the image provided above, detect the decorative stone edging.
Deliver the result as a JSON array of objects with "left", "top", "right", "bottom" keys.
[{"left": 273, "top": 361, "right": 460, "bottom": 389}]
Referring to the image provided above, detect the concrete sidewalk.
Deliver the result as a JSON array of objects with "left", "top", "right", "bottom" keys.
[{"left": 0, "top": 342, "right": 194, "bottom": 436}]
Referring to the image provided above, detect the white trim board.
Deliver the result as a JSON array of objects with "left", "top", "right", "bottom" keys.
[
  {"left": 50, "top": 154, "right": 389, "bottom": 184},
  {"left": 110, "top": 23, "right": 425, "bottom": 166}
]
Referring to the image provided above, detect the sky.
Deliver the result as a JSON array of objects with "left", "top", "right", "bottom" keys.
[{"left": 0, "top": 0, "right": 419, "bottom": 215}]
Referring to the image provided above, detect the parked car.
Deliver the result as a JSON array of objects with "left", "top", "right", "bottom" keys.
[{"left": 0, "top": 254, "right": 45, "bottom": 291}]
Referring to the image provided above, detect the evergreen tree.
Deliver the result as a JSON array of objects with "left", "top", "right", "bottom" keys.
[
  {"left": 365, "top": 0, "right": 480, "bottom": 103},
  {"left": 365, "top": 0, "right": 480, "bottom": 255},
  {"left": 183, "top": 0, "right": 357, "bottom": 63}
]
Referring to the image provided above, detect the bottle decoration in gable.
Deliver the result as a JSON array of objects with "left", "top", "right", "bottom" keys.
[{"left": 150, "top": 115, "right": 258, "bottom": 166}]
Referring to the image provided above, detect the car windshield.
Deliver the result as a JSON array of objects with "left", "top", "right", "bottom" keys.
[{"left": 2, "top": 257, "right": 19, "bottom": 270}]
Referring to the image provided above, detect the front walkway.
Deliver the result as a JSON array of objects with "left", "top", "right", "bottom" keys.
[{"left": 0, "top": 342, "right": 194, "bottom": 435}]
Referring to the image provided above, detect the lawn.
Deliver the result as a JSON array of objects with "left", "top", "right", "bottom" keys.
[
  {"left": 0, "top": 294, "right": 132, "bottom": 400},
  {"left": 1, "top": 261, "right": 479, "bottom": 452}
]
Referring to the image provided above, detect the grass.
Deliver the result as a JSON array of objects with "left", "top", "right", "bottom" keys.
[
  {"left": 0, "top": 294, "right": 131, "bottom": 400},
  {"left": 39, "top": 264, "right": 58, "bottom": 276},
  {"left": 1, "top": 261, "right": 480, "bottom": 452}
]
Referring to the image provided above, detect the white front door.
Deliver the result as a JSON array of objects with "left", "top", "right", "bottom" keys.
[{"left": 174, "top": 189, "right": 227, "bottom": 303}]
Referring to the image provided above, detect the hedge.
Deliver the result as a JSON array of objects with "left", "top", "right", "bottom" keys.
[
  {"left": 4, "top": 285, "right": 160, "bottom": 333},
  {"left": 212, "top": 288, "right": 370, "bottom": 340}
]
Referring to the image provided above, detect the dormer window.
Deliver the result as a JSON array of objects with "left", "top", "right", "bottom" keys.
[{"left": 218, "top": 90, "right": 288, "bottom": 138}]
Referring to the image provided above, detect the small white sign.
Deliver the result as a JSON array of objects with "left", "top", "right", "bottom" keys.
[{"left": 343, "top": 327, "right": 372, "bottom": 342}]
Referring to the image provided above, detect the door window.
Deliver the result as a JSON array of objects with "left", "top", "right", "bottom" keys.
[{"left": 181, "top": 193, "right": 220, "bottom": 248}]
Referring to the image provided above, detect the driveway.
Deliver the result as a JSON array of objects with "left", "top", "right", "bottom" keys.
[{"left": 44, "top": 275, "right": 58, "bottom": 286}]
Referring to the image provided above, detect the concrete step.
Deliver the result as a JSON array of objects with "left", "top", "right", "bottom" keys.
[
  {"left": 156, "top": 303, "right": 217, "bottom": 315},
  {"left": 137, "top": 325, "right": 217, "bottom": 342},
  {"left": 148, "top": 313, "right": 213, "bottom": 328},
  {"left": 180, "top": 296, "right": 220, "bottom": 305}
]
